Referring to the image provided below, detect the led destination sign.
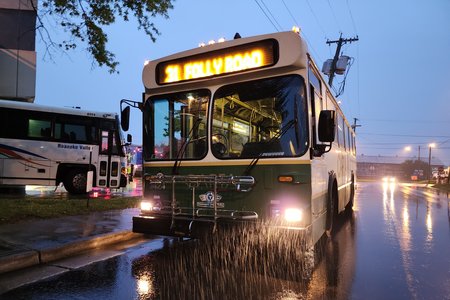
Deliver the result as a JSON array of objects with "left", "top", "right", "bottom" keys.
[{"left": 156, "top": 39, "right": 277, "bottom": 84}]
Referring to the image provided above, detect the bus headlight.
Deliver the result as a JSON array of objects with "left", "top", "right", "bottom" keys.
[
  {"left": 284, "top": 208, "right": 303, "bottom": 222},
  {"left": 140, "top": 201, "right": 153, "bottom": 212}
]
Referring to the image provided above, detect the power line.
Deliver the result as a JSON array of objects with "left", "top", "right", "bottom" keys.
[
  {"left": 305, "top": 0, "right": 328, "bottom": 38},
  {"left": 327, "top": 0, "right": 342, "bottom": 32},
  {"left": 280, "top": 0, "right": 322, "bottom": 62},
  {"left": 334, "top": 56, "right": 354, "bottom": 97},
  {"left": 260, "top": 0, "right": 283, "bottom": 31},
  {"left": 360, "top": 141, "right": 447, "bottom": 145},
  {"left": 356, "top": 42, "right": 361, "bottom": 118},
  {"left": 345, "top": 0, "right": 359, "bottom": 35},
  {"left": 357, "top": 145, "right": 450, "bottom": 150},
  {"left": 253, "top": 0, "right": 280, "bottom": 32},
  {"left": 361, "top": 118, "right": 450, "bottom": 124},
  {"left": 358, "top": 132, "right": 450, "bottom": 138},
  {"left": 281, "top": 0, "right": 299, "bottom": 25}
]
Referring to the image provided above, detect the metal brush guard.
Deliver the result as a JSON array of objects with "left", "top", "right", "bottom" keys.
[{"left": 144, "top": 173, "right": 257, "bottom": 232}]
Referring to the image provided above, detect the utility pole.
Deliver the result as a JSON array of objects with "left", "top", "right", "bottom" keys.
[
  {"left": 326, "top": 34, "right": 359, "bottom": 87},
  {"left": 418, "top": 145, "right": 421, "bottom": 162},
  {"left": 351, "top": 118, "right": 361, "bottom": 132}
]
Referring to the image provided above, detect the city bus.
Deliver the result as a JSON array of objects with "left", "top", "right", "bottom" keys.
[
  {"left": 0, "top": 99, "right": 129, "bottom": 194},
  {"left": 126, "top": 30, "right": 356, "bottom": 247}
]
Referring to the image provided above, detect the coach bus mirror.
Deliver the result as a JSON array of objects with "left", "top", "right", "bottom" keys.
[
  {"left": 127, "top": 134, "right": 132, "bottom": 144},
  {"left": 121, "top": 106, "right": 130, "bottom": 131},
  {"left": 318, "top": 110, "right": 336, "bottom": 143}
]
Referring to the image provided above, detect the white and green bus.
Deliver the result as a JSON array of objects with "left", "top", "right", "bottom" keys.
[
  {"left": 126, "top": 30, "right": 356, "bottom": 246},
  {"left": 0, "top": 100, "right": 129, "bottom": 194}
]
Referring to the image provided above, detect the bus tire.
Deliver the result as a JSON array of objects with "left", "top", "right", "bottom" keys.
[
  {"left": 64, "top": 169, "right": 87, "bottom": 194},
  {"left": 346, "top": 174, "right": 355, "bottom": 212},
  {"left": 325, "top": 178, "right": 338, "bottom": 237}
]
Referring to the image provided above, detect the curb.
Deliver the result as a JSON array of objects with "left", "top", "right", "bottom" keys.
[
  {"left": 0, "top": 230, "right": 139, "bottom": 275},
  {"left": 0, "top": 251, "right": 40, "bottom": 275}
]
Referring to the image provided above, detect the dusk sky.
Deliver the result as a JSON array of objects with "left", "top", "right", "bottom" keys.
[{"left": 35, "top": 0, "right": 450, "bottom": 164}]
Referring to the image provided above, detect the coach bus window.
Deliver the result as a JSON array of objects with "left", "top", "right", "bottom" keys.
[
  {"left": 111, "top": 132, "right": 119, "bottom": 154},
  {"left": 148, "top": 90, "right": 209, "bottom": 160},
  {"left": 212, "top": 75, "right": 308, "bottom": 159},
  {"left": 55, "top": 119, "right": 94, "bottom": 143},
  {"left": 28, "top": 119, "right": 51, "bottom": 139},
  {"left": 101, "top": 130, "right": 109, "bottom": 153}
]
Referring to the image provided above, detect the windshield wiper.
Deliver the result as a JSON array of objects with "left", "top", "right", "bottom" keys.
[
  {"left": 172, "top": 117, "right": 203, "bottom": 175},
  {"left": 243, "top": 119, "right": 296, "bottom": 176}
]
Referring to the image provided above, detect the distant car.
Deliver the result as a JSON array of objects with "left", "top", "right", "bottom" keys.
[
  {"left": 382, "top": 176, "right": 396, "bottom": 183},
  {"left": 382, "top": 176, "right": 396, "bottom": 192}
]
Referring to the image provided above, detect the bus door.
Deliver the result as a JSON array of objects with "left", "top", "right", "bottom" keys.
[{"left": 98, "top": 129, "right": 121, "bottom": 188}]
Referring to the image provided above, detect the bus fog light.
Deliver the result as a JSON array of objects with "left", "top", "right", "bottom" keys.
[
  {"left": 284, "top": 208, "right": 303, "bottom": 222},
  {"left": 140, "top": 201, "right": 153, "bottom": 212}
]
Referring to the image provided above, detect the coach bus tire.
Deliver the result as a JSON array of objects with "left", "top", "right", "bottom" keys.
[{"left": 64, "top": 169, "right": 87, "bottom": 194}]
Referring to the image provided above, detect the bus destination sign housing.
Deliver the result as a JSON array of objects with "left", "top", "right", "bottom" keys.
[{"left": 156, "top": 39, "right": 278, "bottom": 85}]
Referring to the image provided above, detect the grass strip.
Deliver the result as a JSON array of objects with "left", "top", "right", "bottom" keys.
[{"left": 0, "top": 196, "right": 140, "bottom": 224}]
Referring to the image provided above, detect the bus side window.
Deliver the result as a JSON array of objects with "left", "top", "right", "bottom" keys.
[
  {"left": 341, "top": 115, "right": 346, "bottom": 149},
  {"left": 347, "top": 126, "right": 351, "bottom": 154},
  {"left": 64, "top": 124, "right": 87, "bottom": 142},
  {"left": 337, "top": 114, "right": 345, "bottom": 149},
  {"left": 335, "top": 115, "right": 339, "bottom": 147},
  {"left": 28, "top": 119, "right": 51, "bottom": 139}
]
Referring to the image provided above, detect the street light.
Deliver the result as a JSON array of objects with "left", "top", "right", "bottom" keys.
[{"left": 428, "top": 143, "right": 436, "bottom": 181}]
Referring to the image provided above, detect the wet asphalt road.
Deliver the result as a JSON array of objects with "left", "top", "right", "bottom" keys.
[{"left": 1, "top": 181, "right": 449, "bottom": 300}]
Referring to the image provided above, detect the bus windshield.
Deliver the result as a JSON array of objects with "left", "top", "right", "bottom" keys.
[
  {"left": 147, "top": 90, "right": 209, "bottom": 160},
  {"left": 211, "top": 75, "right": 308, "bottom": 159}
]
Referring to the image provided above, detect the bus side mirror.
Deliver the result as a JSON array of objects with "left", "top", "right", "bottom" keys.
[
  {"left": 313, "top": 110, "right": 335, "bottom": 157},
  {"left": 121, "top": 106, "right": 130, "bottom": 131},
  {"left": 318, "top": 110, "right": 335, "bottom": 142},
  {"left": 127, "top": 134, "right": 132, "bottom": 144}
]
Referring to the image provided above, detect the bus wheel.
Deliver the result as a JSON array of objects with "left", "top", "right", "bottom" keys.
[
  {"left": 64, "top": 169, "right": 87, "bottom": 194},
  {"left": 346, "top": 177, "right": 355, "bottom": 212},
  {"left": 325, "top": 184, "right": 338, "bottom": 237}
]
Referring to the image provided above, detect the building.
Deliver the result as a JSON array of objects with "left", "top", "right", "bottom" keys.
[
  {"left": 356, "top": 154, "right": 445, "bottom": 180},
  {"left": 0, "top": 0, "right": 37, "bottom": 102}
]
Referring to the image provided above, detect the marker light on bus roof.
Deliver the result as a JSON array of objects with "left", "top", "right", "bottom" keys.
[
  {"left": 292, "top": 26, "right": 300, "bottom": 34},
  {"left": 208, "top": 40, "right": 216, "bottom": 45},
  {"left": 218, "top": 37, "right": 226, "bottom": 43},
  {"left": 144, "top": 60, "right": 150, "bottom": 66},
  {"left": 198, "top": 42, "right": 206, "bottom": 47}
]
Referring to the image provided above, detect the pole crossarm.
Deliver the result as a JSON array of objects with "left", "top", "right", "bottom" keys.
[{"left": 326, "top": 34, "right": 359, "bottom": 87}]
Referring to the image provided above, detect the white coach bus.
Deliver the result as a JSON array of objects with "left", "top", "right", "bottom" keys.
[{"left": 0, "top": 99, "right": 129, "bottom": 194}]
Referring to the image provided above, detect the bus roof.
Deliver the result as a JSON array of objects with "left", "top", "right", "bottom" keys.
[
  {"left": 0, "top": 99, "right": 118, "bottom": 120},
  {"left": 142, "top": 31, "right": 309, "bottom": 92}
]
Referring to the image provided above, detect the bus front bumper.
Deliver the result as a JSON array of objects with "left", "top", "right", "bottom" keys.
[{"left": 133, "top": 214, "right": 311, "bottom": 240}]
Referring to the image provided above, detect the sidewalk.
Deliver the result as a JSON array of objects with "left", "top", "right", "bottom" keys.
[{"left": 0, "top": 208, "right": 141, "bottom": 275}]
